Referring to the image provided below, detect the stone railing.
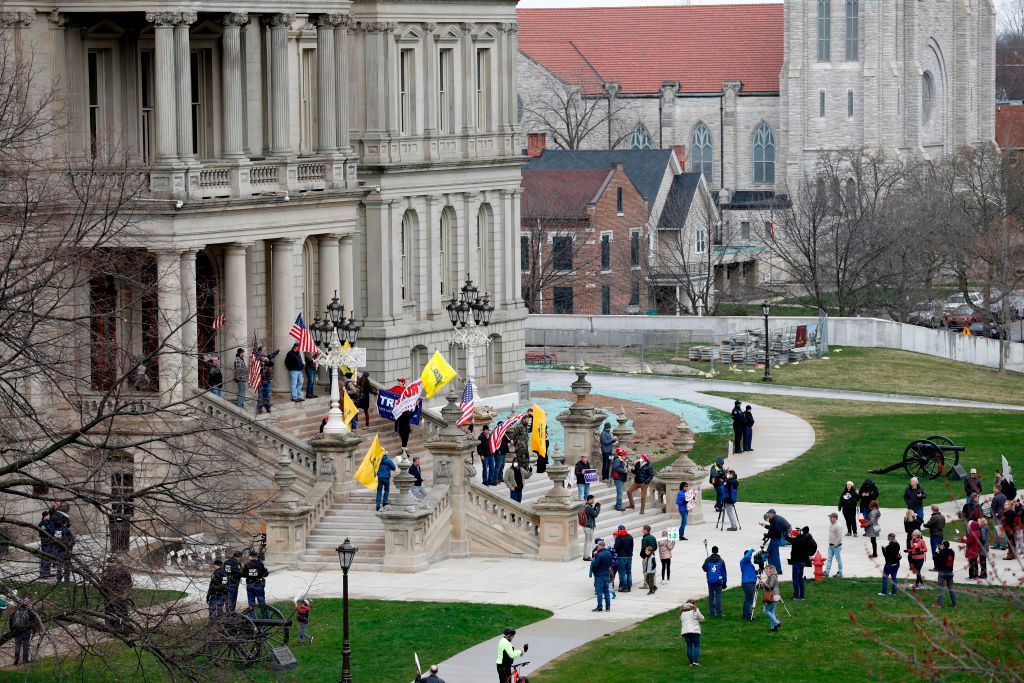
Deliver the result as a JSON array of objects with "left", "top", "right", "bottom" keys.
[
  {"left": 73, "top": 391, "right": 161, "bottom": 417},
  {"left": 465, "top": 482, "right": 541, "bottom": 556},
  {"left": 250, "top": 163, "right": 280, "bottom": 189},
  {"left": 378, "top": 458, "right": 455, "bottom": 572}
]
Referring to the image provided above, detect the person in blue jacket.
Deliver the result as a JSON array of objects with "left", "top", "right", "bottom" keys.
[
  {"left": 375, "top": 452, "right": 396, "bottom": 511},
  {"left": 701, "top": 546, "right": 727, "bottom": 617},
  {"left": 740, "top": 548, "right": 758, "bottom": 620},
  {"left": 588, "top": 539, "right": 613, "bottom": 612}
]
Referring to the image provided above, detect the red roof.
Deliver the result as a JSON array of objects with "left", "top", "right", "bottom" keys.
[
  {"left": 997, "top": 104, "right": 1024, "bottom": 149},
  {"left": 521, "top": 169, "right": 612, "bottom": 218},
  {"left": 517, "top": 4, "right": 784, "bottom": 95}
]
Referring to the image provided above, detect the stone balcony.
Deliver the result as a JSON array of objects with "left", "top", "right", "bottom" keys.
[{"left": 357, "top": 130, "right": 521, "bottom": 168}]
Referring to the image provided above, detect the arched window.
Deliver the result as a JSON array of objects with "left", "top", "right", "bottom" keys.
[
  {"left": 477, "top": 204, "right": 493, "bottom": 297},
  {"left": 629, "top": 124, "right": 652, "bottom": 149},
  {"left": 440, "top": 206, "right": 457, "bottom": 298},
  {"left": 400, "top": 210, "right": 416, "bottom": 303},
  {"left": 817, "top": 0, "right": 831, "bottom": 62},
  {"left": 691, "top": 124, "right": 713, "bottom": 180},
  {"left": 922, "top": 71, "right": 934, "bottom": 125},
  {"left": 752, "top": 123, "right": 776, "bottom": 184},
  {"left": 845, "top": 0, "right": 859, "bottom": 61}
]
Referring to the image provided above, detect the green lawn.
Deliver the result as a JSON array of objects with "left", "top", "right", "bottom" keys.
[
  {"left": 703, "top": 392, "right": 1024, "bottom": 507},
  {"left": 533, "top": 579, "right": 1023, "bottom": 682},
  {"left": 8, "top": 599, "right": 551, "bottom": 682},
  {"left": 0, "top": 581, "right": 185, "bottom": 611}
]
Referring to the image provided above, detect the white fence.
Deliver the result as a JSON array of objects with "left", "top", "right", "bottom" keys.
[{"left": 525, "top": 315, "right": 1024, "bottom": 374}]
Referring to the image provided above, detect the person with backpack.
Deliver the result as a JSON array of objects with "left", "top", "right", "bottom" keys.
[
  {"left": 9, "top": 598, "right": 35, "bottom": 666},
  {"left": 613, "top": 525, "right": 634, "bottom": 592},
  {"left": 580, "top": 495, "right": 600, "bottom": 560},
  {"left": 626, "top": 454, "right": 654, "bottom": 515},
  {"left": 295, "top": 597, "right": 314, "bottom": 643},
  {"left": 702, "top": 545, "right": 727, "bottom": 616},
  {"left": 879, "top": 533, "right": 903, "bottom": 596},
  {"left": 723, "top": 470, "right": 740, "bottom": 531},
  {"left": 710, "top": 458, "right": 726, "bottom": 511},
  {"left": 642, "top": 546, "right": 658, "bottom": 595},
  {"left": 610, "top": 449, "right": 628, "bottom": 511},
  {"left": 206, "top": 559, "right": 230, "bottom": 621},
  {"left": 935, "top": 540, "right": 957, "bottom": 608}
]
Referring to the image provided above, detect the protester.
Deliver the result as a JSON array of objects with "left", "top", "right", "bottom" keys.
[
  {"left": 375, "top": 451, "right": 396, "bottom": 511},
  {"left": 478, "top": 425, "right": 492, "bottom": 483},
  {"left": 409, "top": 456, "right": 428, "bottom": 500},
  {"left": 626, "top": 454, "right": 654, "bottom": 514},
  {"left": 599, "top": 423, "right": 616, "bottom": 481},
  {"left": 961, "top": 519, "right": 982, "bottom": 579},
  {"left": 825, "top": 512, "right": 844, "bottom": 578},
  {"left": 676, "top": 481, "right": 695, "bottom": 541},
  {"left": 589, "top": 539, "right": 613, "bottom": 612},
  {"left": 285, "top": 343, "right": 305, "bottom": 401},
  {"left": 923, "top": 504, "right": 946, "bottom": 557},
  {"left": 935, "top": 541, "right": 957, "bottom": 608},
  {"left": 581, "top": 495, "right": 600, "bottom": 560},
  {"left": 760, "top": 564, "right": 782, "bottom": 631},
  {"left": 356, "top": 372, "right": 373, "bottom": 428},
  {"left": 701, "top": 545, "right": 727, "bottom": 616},
  {"left": 964, "top": 468, "right": 984, "bottom": 505},
  {"left": 504, "top": 457, "right": 525, "bottom": 503},
  {"left": 864, "top": 500, "right": 881, "bottom": 558},
  {"left": 257, "top": 352, "right": 274, "bottom": 414},
  {"left": 415, "top": 664, "right": 445, "bottom": 683},
  {"left": 574, "top": 454, "right": 593, "bottom": 500},
  {"left": 495, "top": 628, "right": 528, "bottom": 683},
  {"left": 977, "top": 518, "right": 990, "bottom": 579},
  {"left": 789, "top": 527, "right": 816, "bottom": 600},
  {"left": 642, "top": 546, "right": 658, "bottom": 595},
  {"left": 303, "top": 352, "right": 318, "bottom": 399},
  {"left": 396, "top": 409, "right": 413, "bottom": 453},
  {"left": 961, "top": 493, "right": 982, "bottom": 522},
  {"left": 991, "top": 484, "right": 1008, "bottom": 550},
  {"left": 494, "top": 424, "right": 511, "bottom": 484},
  {"left": 879, "top": 533, "right": 902, "bottom": 596},
  {"left": 731, "top": 400, "right": 745, "bottom": 452},
  {"left": 723, "top": 470, "right": 740, "bottom": 530},
  {"left": 207, "top": 358, "right": 223, "bottom": 397},
  {"left": 679, "top": 599, "right": 705, "bottom": 667},
  {"left": 640, "top": 524, "right": 657, "bottom": 560},
  {"left": 904, "top": 477, "right": 927, "bottom": 521},
  {"left": 903, "top": 508, "right": 923, "bottom": 549},
  {"left": 858, "top": 478, "right": 879, "bottom": 518},
  {"left": 8, "top": 599, "right": 35, "bottom": 666},
  {"left": 907, "top": 530, "right": 928, "bottom": 589},
  {"left": 838, "top": 481, "right": 859, "bottom": 536},
  {"left": 613, "top": 525, "right": 634, "bottom": 592},
  {"left": 233, "top": 348, "right": 248, "bottom": 408},
  {"left": 658, "top": 530, "right": 675, "bottom": 582},
  {"left": 742, "top": 405, "right": 755, "bottom": 452},
  {"left": 611, "top": 448, "right": 628, "bottom": 511},
  {"left": 762, "top": 509, "right": 791, "bottom": 572},
  {"left": 740, "top": 548, "right": 757, "bottom": 619}
]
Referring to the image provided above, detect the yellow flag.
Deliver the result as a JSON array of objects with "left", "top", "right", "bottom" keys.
[
  {"left": 342, "top": 388, "right": 358, "bottom": 425},
  {"left": 530, "top": 403, "right": 547, "bottom": 459},
  {"left": 353, "top": 435, "right": 385, "bottom": 490},
  {"left": 420, "top": 350, "right": 457, "bottom": 398},
  {"left": 340, "top": 340, "right": 352, "bottom": 375}
]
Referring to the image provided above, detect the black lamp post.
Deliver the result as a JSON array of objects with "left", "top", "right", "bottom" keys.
[
  {"left": 320, "top": 291, "right": 361, "bottom": 349},
  {"left": 761, "top": 302, "right": 773, "bottom": 383},
  {"left": 444, "top": 275, "right": 493, "bottom": 331},
  {"left": 336, "top": 538, "right": 358, "bottom": 683}
]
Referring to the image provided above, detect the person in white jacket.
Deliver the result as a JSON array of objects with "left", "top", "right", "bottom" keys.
[{"left": 679, "top": 599, "right": 705, "bottom": 667}]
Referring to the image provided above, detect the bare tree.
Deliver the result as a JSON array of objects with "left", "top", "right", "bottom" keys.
[{"left": 520, "top": 66, "right": 632, "bottom": 150}]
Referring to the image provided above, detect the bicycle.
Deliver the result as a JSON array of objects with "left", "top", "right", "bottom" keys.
[{"left": 506, "top": 661, "right": 530, "bottom": 683}]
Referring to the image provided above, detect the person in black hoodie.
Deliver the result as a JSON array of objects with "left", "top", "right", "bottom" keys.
[
  {"left": 285, "top": 342, "right": 305, "bottom": 401},
  {"left": 838, "top": 481, "right": 859, "bottom": 536},
  {"left": 613, "top": 525, "right": 635, "bottom": 592},
  {"left": 858, "top": 478, "right": 879, "bottom": 518},
  {"left": 789, "top": 527, "right": 816, "bottom": 600},
  {"left": 934, "top": 541, "right": 957, "bottom": 608},
  {"left": 879, "top": 533, "right": 902, "bottom": 596}
]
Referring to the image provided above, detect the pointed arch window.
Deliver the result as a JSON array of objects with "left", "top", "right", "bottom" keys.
[
  {"left": 817, "top": 0, "right": 831, "bottom": 62},
  {"left": 629, "top": 124, "right": 652, "bottom": 150},
  {"left": 845, "top": 0, "right": 859, "bottom": 61},
  {"left": 752, "top": 123, "right": 776, "bottom": 184},
  {"left": 691, "top": 124, "right": 713, "bottom": 180}
]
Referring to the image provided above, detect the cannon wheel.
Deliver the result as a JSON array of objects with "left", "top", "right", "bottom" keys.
[
  {"left": 203, "top": 612, "right": 261, "bottom": 667},
  {"left": 926, "top": 436, "right": 962, "bottom": 470},
  {"left": 902, "top": 439, "right": 946, "bottom": 480},
  {"left": 241, "top": 604, "right": 290, "bottom": 663}
]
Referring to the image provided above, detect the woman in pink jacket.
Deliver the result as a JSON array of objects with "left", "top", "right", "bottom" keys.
[
  {"left": 961, "top": 520, "right": 982, "bottom": 579},
  {"left": 907, "top": 530, "right": 928, "bottom": 589}
]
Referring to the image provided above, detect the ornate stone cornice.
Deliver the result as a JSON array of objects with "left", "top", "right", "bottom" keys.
[
  {"left": 316, "top": 13, "right": 349, "bottom": 28},
  {"left": 222, "top": 13, "right": 249, "bottom": 28},
  {"left": 363, "top": 21, "right": 397, "bottom": 33},
  {"left": 177, "top": 11, "right": 197, "bottom": 26},
  {"left": 500, "top": 22, "right": 519, "bottom": 34},
  {"left": 48, "top": 11, "right": 70, "bottom": 27},
  {"left": 263, "top": 13, "right": 296, "bottom": 28},
  {"left": 0, "top": 10, "right": 34, "bottom": 27},
  {"left": 145, "top": 11, "right": 180, "bottom": 27},
  {"left": 460, "top": 22, "right": 476, "bottom": 33},
  {"left": 423, "top": 22, "right": 437, "bottom": 32}
]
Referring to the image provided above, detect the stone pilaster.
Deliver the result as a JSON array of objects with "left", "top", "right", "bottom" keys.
[
  {"left": 174, "top": 12, "right": 197, "bottom": 162},
  {"left": 265, "top": 13, "right": 296, "bottom": 156},
  {"left": 146, "top": 12, "right": 178, "bottom": 165},
  {"left": 221, "top": 13, "right": 249, "bottom": 159},
  {"left": 270, "top": 238, "right": 296, "bottom": 389}
]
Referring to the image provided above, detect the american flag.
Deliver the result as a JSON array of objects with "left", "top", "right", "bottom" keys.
[
  {"left": 288, "top": 313, "right": 320, "bottom": 354},
  {"left": 247, "top": 331, "right": 262, "bottom": 391},
  {"left": 211, "top": 313, "right": 225, "bottom": 331},
  {"left": 456, "top": 378, "right": 475, "bottom": 427},
  {"left": 489, "top": 411, "right": 527, "bottom": 453}
]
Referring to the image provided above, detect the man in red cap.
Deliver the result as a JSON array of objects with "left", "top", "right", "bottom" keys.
[{"left": 626, "top": 453, "right": 655, "bottom": 514}]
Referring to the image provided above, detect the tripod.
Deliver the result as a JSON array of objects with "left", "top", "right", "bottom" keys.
[{"left": 716, "top": 504, "right": 741, "bottom": 531}]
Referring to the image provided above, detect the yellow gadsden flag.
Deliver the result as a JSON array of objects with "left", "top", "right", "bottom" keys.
[
  {"left": 353, "top": 435, "right": 385, "bottom": 490},
  {"left": 530, "top": 403, "right": 547, "bottom": 459},
  {"left": 342, "top": 387, "right": 358, "bottom": 425},
  {"left": 420, "top": 350, "right": 457, "bottom": 398}
]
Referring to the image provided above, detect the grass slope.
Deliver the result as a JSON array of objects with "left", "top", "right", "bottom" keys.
[
  {"left": 704, "top": 393, "right": 1024, "bottom": 507},
  {"left": 533, "top": 579, "right": 1022, "bottom": 682}
]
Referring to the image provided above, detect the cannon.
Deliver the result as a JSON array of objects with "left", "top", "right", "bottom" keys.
[{"left": 870, "top": 436, "right": 965, "bottom": 480}]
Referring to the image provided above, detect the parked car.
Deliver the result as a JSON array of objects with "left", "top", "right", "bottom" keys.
[
  {"left": 943, "top": 291, "right": 983, "bottom": 312},
  {"left": 907, "top": 302, "right": 942, "bottom": 328},
  {"left": 945, "top": 304, "right": 978, "bottom": 328}
]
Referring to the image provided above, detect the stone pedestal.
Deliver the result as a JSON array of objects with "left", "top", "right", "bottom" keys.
[
  {"left": 261, "top": 454, "right": 313, "bottom": 566},
  {"left": 533, "top": 451, "right": 585, "bottom": 562},
  {"left": 424, "top": 388, "right": 477, "bottom": 557},
  {"left": 378, "top": 454, "right": 436, "bottom": 572},
  {"left": 310, "top": 430, "right": 363, "bottom": 499},
  {"left": 655, "top": 417, "right": 708, "bottom": 524},
  {"left": 556, "top": 370, "right": 605, "bottom": 469},
  {"left": 612, "top": 408, "right": 635, "bottom": 448}
]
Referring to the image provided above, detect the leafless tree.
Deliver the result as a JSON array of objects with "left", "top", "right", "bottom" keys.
[
  {"left": 520, "top": 66, "right": 632, "bottom": 150},
  {"left": 0, "top": 35, "right": 276, "bottom": 680}
]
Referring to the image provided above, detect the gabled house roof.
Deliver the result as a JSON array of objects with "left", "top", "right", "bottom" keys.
[
  {"left": 657, "top": 172, "right": 705, "bottom": 230},
  {"left": 524, "top": 149, "right": 675, "bottom": 213},
  {"left": 520, "top": 168, "right": 614, "bottom": 219},
  {"left": 517, "top": 4, "right": 784, "bottom": 95}
]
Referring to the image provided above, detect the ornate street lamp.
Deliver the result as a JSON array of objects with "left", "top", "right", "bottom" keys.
[
  {"left": 761, "top": 302, "right": 773, "bottom": 383},
  {"left": 444, "top": 276, "right": 492, "bottom": 416},
  {"left": 320, "top": 291, "right": 362, "bottom": 434},
  {"left": 336, "top": 538, "right": 358, "bottom": 683}
]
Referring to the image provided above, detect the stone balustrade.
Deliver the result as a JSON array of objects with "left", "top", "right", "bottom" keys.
[{"left": 465, "top": 484, "right": 541, "bottom": 555}]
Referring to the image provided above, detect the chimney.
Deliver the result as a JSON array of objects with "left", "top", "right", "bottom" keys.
[
  {"left": 672, "top": 144, "right": 686, "bottom": 170},
  {"left": 527, "top": 133, "right": 547, "bottom": 157}
]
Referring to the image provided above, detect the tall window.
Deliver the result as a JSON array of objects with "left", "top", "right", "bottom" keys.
[
  {"left": 87, "top": 49, "right": 111, "bottom": 158},
  {"left": 629, "top": 124, "right": 652, "bottom": 149},
  {"left": 439, "top": 48, "right": 454, "bottom": 133},
  {"left": 401, "top": 211, "right": 415, "bottom": 302},
  {"left": 819, "top": 91, "right": 826, "bottom": 118},
  {"left": 848, "top": 90, "right": 855, "bottom": 118},
  {"left": 601, "top": 286, "right": 611, "bottom": 315},
  {"left": 139, "top": 50, "right": 154, "bottom": 163},
  {"left": 922, "top": 71, "right": 935, "bottom": 125},
  {"left": 695, "top": 229, "right": 707, "bottom": 254},
  {"left": 616, "top": 187, "right": 623, "bottom": 215},
  {"left": 190, "top": 49, "right": 214, "bottom": 158},
  {"left": 553, "top": 287, "right": 573, "bottom": 314},
  {"left": 741, "top": 221, "right": 751, "bottom": 240},
  {"left": 552, "top": 235, "right": 573, "bottom": 271},
  {"left": 630, "top": 229, "right": 641, "bottom": 268},
  {"left": 399, "top": 48, "right": 413, "bottom": 135},
  {"left": 691, "top": 124, "right": 713, "bottom": 180},
  {"left": 600, "top": 233, "right": 611, "bottom": 271},
  {"left": 477, "top": 204, "right": 492, "bottom": 294},
  {"left": 520, "top": 234, "right": 530, "bottom": 272},
  {"left": 817, "top": 0, "right": 831, "bottom": 62},
  {"left": 476, "top": 48, "right": 491, "bottom": 131},
  {"left": 845, "top": 0, "right": 859, "bottom": 61},
  {"left": 301, "top": 48, "right": 318, "bottom": 152},
  {"left": 440, "top": 207, "right": 456, "bottom": 297},
  {"left": 752, "top": 123, "right": 776, "bottom": 184},
  {"left": 629, "top": 281, "right": 640, "bottom": 306}
]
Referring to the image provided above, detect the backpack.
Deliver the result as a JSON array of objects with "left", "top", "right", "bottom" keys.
[
  {"left": 608, "top": 548, "right": 619, "bottom": 573},
  {"left": 578, "top": 509, "right": 588, "bottom": 527},
  {"left": 805, "top": 537, "right": 818, "bottom": 557},
  {"left": 11, "top": 608, "right": 30, "bottom": 629}
]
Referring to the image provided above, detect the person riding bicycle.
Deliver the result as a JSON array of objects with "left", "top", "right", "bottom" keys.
[{"left": 496, "top": 627, "right": 528, "bottom": 682}]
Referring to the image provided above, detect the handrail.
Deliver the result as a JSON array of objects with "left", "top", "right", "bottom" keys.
[{"left": 466, "top": 481, "right": 541, "bottom": 550}]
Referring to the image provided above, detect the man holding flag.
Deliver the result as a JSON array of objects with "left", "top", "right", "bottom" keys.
[
  {"left": 530, "top": 404, "right": 547, "bottom": 473},
  {"left": 489, "top": 411, "right": 527, "bottom": 485},
  {"left": 457, "top": 379, "right": 476, "bottom": 430}
]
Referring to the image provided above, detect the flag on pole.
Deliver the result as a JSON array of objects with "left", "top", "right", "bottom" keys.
[
  {"left": 457, "top": 379, "right": 475, "bottom": 427},
  {"left": 1003, "top": 455, "right": 1014, "bottom": 483},
  {"left": 529, "top": 403, "right": 547, "bottom": 459},
  {"left": 212, "top": 313, "right": 225, "bottom": 331},
  {"left": 353, "top": 435, "right": 386, "bottom": 490},
  {"left": 395, "top": 379, "right": 423, "bottom": 416},
  {"left": 420, "top": 350, "right": 457, "bottom": 398},
  {"left": 489, "top": 411, "right": 528, "bottom": 453},
  {"left": 247, "top": 331, "right": 262, "bottom": 391},
  {"left": 342, "top": 385, "right": 358, "bottom": 425},
  {"left": 288, "top": 313, "right": 320, "bottom": 354}
]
